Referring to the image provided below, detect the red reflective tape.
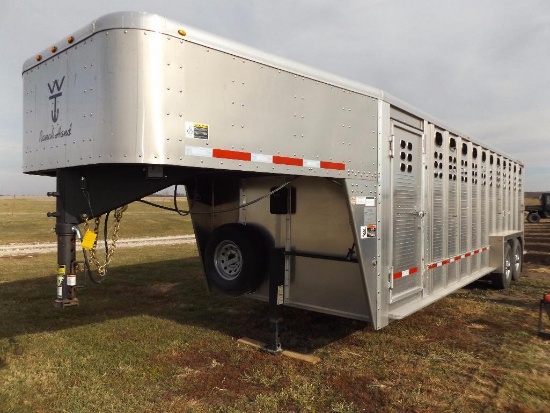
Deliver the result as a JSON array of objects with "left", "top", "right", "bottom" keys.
[
  {"left": 273, "top": 155, "right": 303, "bottom": 167},
  {"left": 320, "top": 160, "right": 346, "bottom": 170},
  {"left": 212, "top": 149, "right": 251, "bottom": 162},
  {"left": 394, "top": 266, "right": 419, "bottom": 278},
  {"left": 429, "top": 247, "right": 490, "bottom": 271}
]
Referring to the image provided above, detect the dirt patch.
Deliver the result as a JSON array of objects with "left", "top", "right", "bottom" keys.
[{"left": 152, "top": 340, "right": 273, "bottom": 408}]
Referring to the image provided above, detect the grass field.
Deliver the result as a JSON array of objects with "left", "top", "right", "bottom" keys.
[
  {"left": 0, "top": 196, "right": 194, "bottom": 244},
  {"left": 1, "top": 197, "right": 549, "bottom": 412}
]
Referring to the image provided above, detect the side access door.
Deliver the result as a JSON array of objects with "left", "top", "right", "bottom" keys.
[{"left": 389, "top": 121, "right": 425, "bottom": 303}]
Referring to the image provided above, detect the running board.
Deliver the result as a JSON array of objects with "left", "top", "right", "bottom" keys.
[{"left": 389, "top": 267, "right": 496, "bottom": 320}]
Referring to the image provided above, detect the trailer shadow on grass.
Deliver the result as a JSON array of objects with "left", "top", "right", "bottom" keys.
[
  {"left": 0, "top": 255, "right": 366, "bottom": 355},
  {"left": 459, "top": 261, "right": 547, "bottom": 313}
]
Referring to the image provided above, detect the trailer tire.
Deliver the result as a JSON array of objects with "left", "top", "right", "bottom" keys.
[
  {"left": 492, "top": 243, "right": 513, "bottom": 289},
  {"left": 527, "top": 212, "right": 540, "bottom": 223},
  {"left": 204, "top": 224, "right": 267, "bottom": 296},
  {"left": 511, "top": 240, "right": 523, "bottom": 281}
]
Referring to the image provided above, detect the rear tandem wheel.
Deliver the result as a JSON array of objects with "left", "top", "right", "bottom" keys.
[
  {"left": 491, "top": 242, "right": 513, "bottom": 289},
  {"left": 511, "top": 239, "right": 523, "bottom": 281}
]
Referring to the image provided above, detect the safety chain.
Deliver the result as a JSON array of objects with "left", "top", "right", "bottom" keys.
[{"left": 83, "top": 205, "right": 128, "bottom": 276}]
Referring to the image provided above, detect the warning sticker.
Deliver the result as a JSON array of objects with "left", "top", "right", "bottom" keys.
[
  {"left": 360, "top": 225, "right": 377, "bottom": 239},
  {"left": 185, "top": 122, "right": 209, "bottom": 140},
  {"left": 364, "top": 206, "right": 376, "bottom": 226},
  {"left": 352, "top": 196, "right": 376, "bottom": 207},
  {"left": 67, "top": 274, "right": 76, "bottom": 286},
  {"left": 354, "top": 196, "right": 376, "bottom": 206},
  {"left": 57, "top": 275, "right": 64, "bottom": 298}
]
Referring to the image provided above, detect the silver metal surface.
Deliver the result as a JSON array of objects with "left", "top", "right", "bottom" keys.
[
  {"left": 390, "top": 121, "right": 423, "bottom": 303},
  {"left": 22, "top": 11, "right": 525, "bottom": 330},
  {"left": 239, "top": 175, "right": 374, "bottom": 320}
]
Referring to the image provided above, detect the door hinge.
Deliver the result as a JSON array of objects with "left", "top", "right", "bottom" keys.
[
  {"left": 388, "top": 266, "right": 394, "bottom": 289},
  {"left": 389, "top": 135, "right": 395, "bottom": 158}
]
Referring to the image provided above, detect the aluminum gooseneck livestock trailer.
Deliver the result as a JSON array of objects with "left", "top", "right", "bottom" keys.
[{"left": 23, "top": 12, "right": 524, "bottom": 337}]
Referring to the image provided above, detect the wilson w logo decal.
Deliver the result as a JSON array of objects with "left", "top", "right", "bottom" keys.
[{"left": 48, "top": 76, "right": 65, "bottom": 123}]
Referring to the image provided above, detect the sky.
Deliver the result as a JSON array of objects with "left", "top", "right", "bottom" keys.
[{"left": 1, "top": 0, "right": 549, "bottom": 195}]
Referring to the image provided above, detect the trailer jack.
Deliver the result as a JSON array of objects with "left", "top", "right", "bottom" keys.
[
  {"left": 237, "top": 249, "right": 320, "bottom": 364},
  {"left": 54, "top": 222, "right": 79, "bottom": 308}
]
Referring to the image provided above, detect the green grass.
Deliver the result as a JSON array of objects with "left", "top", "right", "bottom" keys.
[
  {"left": 0, "top": 196, "right": 193, "bottom": 244},
  {"left": 1, "top": 197, "right": 550, "bottom": 412},
  {"left": 1, "top": 244, "right": 549, "bottom": 412}
]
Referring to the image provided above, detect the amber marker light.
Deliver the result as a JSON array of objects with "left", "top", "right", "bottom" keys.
[
  {"left": 35, "top": 55, "right": 42, "bottom": 61},
  {"left": 178, "top": 29, "right": 186, "bottom": 36},
  {"left": 67, "top": 36, "right": 74, "bottom": 44},
  {"left": 50, "top": 46, "right": 58, "bottom": 53}
]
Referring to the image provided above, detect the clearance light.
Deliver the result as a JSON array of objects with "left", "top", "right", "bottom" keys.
[
  {"left": 51, "top": 46, "right": 58, "bottom": 53},
  {"left": 544, "top": 292, "right": 550, "bottom": 303},
  {"left": 178, "top": 29, "right": 186, "bottom": 36},
  {"left": 67, "top": 36, "right": 74, "bottom": 44},
  {"left": 36, "top": 55, "right": 42, "bottom": 61}
]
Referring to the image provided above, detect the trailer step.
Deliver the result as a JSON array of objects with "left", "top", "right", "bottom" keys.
[{"left": 388, "top": 267, "right": 496, "bottom": 320}]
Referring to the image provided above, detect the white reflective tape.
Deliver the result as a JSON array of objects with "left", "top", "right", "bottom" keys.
[
  {"left": 303, "top": 159, "right": 321, "bottom": 168},
  {"left": 185, "top": 146, "right": 213, "bottom": 157},
  {"left": 251, "top": 153, "right": 273, "bottom": 163}
]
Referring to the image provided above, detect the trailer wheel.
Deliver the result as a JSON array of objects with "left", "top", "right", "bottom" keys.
[
  {"left": 204, "top": 224, "right": 267, "bottom": 296},
  {"left": 527, "top": 212, "right": 541, "bottom": 223},
  {"left": 511, "top": 240, "right": 523, "bottom": 281},
  {"left": 492, "top": 243, "right": 513, "bottom": 289}
]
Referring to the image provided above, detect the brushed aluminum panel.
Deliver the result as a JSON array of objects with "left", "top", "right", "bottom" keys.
[
  {"left": 488, "top": 161, "right": 495, "bottom": 235},
  {"left": 460, "top": 173, "right": 469, "bottom": 276},
  {"left": 240, "top": 175, "right": 374, "bottom": 321},
  {"left": 447, "top": 139, "right": 459, "bottom": 285},
  {"left": 432, "top": 176, "right": 445, "bottom": 291},
  {"left": 23, "top": 25, "right": 379, "bottom": 180},
  {"left": 471, "top": 155, "right": 480, "bottom": 272},
  {"left": 391, "top": 123, "right": 422, "bottom": 300},
  {"left": 24, "top": 11, "right": 523, "bottom": 172},
  {"left": 21, "top": 11, "right": 527, "bottom": 330},
  {"left": 288, "top": 258, "right": 370, "bottom": 320},
  {"left": 481, "top": 163, "right": 489, "bottom": 268},
  {"left": 496, "top": 158, "right": 503, "bottom": 232}
]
